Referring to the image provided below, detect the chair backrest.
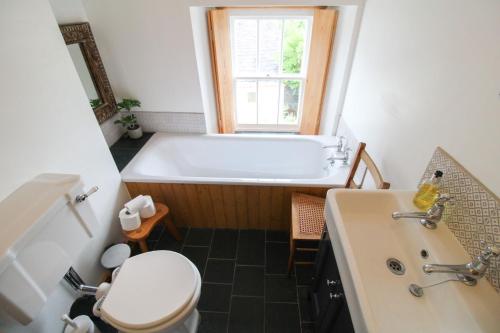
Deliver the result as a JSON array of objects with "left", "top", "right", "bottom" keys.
[{"left": 344, "top": 142, "right": 390, "bottom": 189}]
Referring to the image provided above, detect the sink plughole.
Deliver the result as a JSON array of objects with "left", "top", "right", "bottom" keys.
[{"left": 325, "top": 189, "right": 500, "bottom": 333}]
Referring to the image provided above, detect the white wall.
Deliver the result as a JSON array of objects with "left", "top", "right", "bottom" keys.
[
  {"left": 340, "top": 0, "right": 500, "bottom": 195},
  {"left": 79, "top": 0, "right": 364, "bottom": 133},
  {"left": 49, "top": 0, "right": 126, "bottom": 147},
  {"left": 0, "top": 0, "right": 129, "bottom": 331},
  {"left": 190, "top": 6, "right": 219, "bottom": 133},
  {"left": 82, "top": 0, "right": 206, "bottom": 114},
  {"left": 319, "top": 5, "right": 360, "bottom": 135}
]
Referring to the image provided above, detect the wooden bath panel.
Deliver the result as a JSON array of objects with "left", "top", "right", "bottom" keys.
[{"left": 125, "top": 182, "right": 332, "bottom": 230}]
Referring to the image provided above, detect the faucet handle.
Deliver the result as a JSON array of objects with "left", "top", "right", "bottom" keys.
[
  {"left": 343, "top": 147, "right": 352, "bottom": 165},
  {"left": 479, "top": 241, "right": 500, "bottom": 261},
  {"left": 337, "top": 136, "right": 346, "bottom": 152},
  {"left": 434, "top": 193, "right": 453, "bottom": 205}
]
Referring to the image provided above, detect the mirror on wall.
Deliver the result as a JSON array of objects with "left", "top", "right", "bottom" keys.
[
  {"left": 67, "top": 44, "right": 101, "bottom": 108},
  {"left": 60, "top": 22, "right": 117, "bottom": 124}
]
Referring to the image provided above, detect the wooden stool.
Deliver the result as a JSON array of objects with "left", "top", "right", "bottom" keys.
[{"left": 123, "top": 203, "right": 182, "bottom": 253}]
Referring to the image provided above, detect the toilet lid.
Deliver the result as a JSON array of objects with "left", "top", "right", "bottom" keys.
[{"left": 101, "top": 250, "right": 197, "bottom": 330}]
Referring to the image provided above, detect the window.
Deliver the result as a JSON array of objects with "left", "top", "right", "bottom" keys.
[
  {"left": 208, "top": 8, "right": 337, "bottom": 134},
  {"left": 230, "top": 13, "right": 312, "bottom": 131}
]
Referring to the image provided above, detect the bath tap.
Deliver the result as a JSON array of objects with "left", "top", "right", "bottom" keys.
[
  {"left": 327, "top": 148, "right": 351, "bottom": 166},
  {"left": 422, "top": 243, "right": 500, "bottom": 286},
  {"left": 323, "top": 136, "right": 346, "bottom": 153},
  {"left": 392, "top": 194, "right": 452, "bottom": 229}
]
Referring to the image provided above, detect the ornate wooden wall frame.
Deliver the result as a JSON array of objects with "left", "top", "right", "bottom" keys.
[{"left": 60, "top": 22, "right": 117, "bottom": 124}]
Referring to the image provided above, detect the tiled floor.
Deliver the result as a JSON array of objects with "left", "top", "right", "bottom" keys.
[
  {"left": 109, "top": 132, "right": 154, "bottom": 171},
  {"left": 143, "top": 226, "right": 316, "bottom": 333}
]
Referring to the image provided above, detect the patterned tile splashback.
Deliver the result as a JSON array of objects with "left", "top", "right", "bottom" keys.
[{"left": 422, "top": 147, "right": 500, "bottom": 292}]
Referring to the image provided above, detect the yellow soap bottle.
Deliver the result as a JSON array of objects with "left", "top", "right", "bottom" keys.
[{"left": 413, "top": 170, "right": 443, "bottom": 210}]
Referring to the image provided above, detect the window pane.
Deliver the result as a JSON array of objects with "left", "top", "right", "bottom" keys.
[
  {"left": 258, "top": 19, "right": 282, "bottom": 75},
  {"left": 234, "top": 19, "right": 257, "bottom": 74},
  {"left": 282, "top": 19, "right": 307, "bottom": 74},
  {"left": 257, "top": 80, "right": 280, "bottom": 124},
  {"left": 236, "top": 80, "right": 257, "bottom": 124},
  {"left": 279, "top": 80, "right": 301, "bottom": 125}
]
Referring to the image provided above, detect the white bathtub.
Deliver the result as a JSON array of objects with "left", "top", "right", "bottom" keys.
[{"left": 121, "top": 133, "right": 350, "bottom": 187}]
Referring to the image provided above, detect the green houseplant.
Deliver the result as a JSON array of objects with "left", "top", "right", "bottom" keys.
[{"left": 114, "top": 98, "right": 143, "bottom": 139}]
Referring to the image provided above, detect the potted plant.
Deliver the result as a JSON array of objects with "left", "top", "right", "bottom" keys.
[{"left": 114, "top": 98, "right": 143, "bottom": 139}]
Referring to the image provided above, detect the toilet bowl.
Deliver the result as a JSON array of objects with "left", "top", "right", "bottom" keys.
[{"left": 97, "top": 250, "right": 201, "bottom": 333}]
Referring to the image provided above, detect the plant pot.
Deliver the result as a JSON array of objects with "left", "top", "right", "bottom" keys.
[{"left": 127, "top": 125, "right": 143, "bottom": 139}]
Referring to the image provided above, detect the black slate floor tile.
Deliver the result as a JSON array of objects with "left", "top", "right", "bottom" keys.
[
  {"left": 295, "top": 249, "right": 317, "bottom": 262},
  {"left": 70, "top": 295, "right": 117, "bottom": 333},
  {"left": 237, "top": 230, "right": 265, "bottom": 265},
  {"left": 199, "top": 312, "right": 228, "bottom": 333},
  {"left": 301, "top": 322, "right": 315, "bottom": 333},
  {"left": 130, "top": 243, "right": 141, "bottom": 257},
  {"left": 210, "top": 229, "right": 238, "bottom": 259},
  {"left": 155, "top": 227, "right": 187, "bottom": 252},
  {"left": 130, "top": 227, "right": 322, "bottom": 332},
  {"left": 265, "top": 303, "right": 301, "bottom": 333},
  {"left": 266, "top": 242, "right": 290, "bottom": 275},
  {"left": 181, "top": 246, "right": 209, "bottom": 276},
  {"left": 185, "top": 228, "right": 213, "bottom": 246},
  {"left": 295, "top": 264, "right": 314, "bottom": 286},
  {"left": 198, "top": 283, "right": 232, "bottom": 312},
  {"left": 233, "top": 266, "right": 264, "bottom": 297},
  {"left": 265, "top": 276, "right": 297, "bottom": 303},
  {"left": 147, "top": 223, "right": 165, "bottom": 241},
  {"left": 229, "top": 296, "right": 264, "bottom": 333},
  {"left": 266, "top": 230, "right": 289, "bottom": 243},
  {"left": 204, "top": 259, "right": 235, "bottom": 284},
  {"left": 298, "top": 286, "right": 314, "bottom": 322},
  {"left": 146, "top": 240, "right": 157, "bottom": 251}
]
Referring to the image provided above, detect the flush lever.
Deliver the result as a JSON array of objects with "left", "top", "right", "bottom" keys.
[{"left": 75, "top": 186, "right": 99, "bottom": 203}]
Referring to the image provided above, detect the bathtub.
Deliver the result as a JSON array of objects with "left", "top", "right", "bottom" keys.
[
  {"left": 121, "top": 133, "right": 349, "bottom": 186},
  {"left": 122, "top": 133, "right": 350, "bottom": 230}
]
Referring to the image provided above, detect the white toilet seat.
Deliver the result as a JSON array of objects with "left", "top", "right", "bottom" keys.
[{"left": 100, "top": 251, "right": 201, "bottom": 333}]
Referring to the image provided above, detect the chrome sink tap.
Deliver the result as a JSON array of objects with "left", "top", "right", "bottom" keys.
[
  {"left": 422, "top": 243, "right": 500, "bottom": 286},
  {"left": 392, "top": 194, "right": 452, "bottom": 229}
]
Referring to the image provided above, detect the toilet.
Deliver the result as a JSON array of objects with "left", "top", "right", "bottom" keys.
[{"left": 96, "top": 250, "right": 201, "bottom": 333}]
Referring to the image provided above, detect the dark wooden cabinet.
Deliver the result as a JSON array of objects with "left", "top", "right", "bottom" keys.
[{"left": 311, "top": 228, "right": 355, "bottom": 333}]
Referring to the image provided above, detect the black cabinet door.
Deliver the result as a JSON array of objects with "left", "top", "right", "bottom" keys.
[
  {"left": 332, "top": 299, "right": 355, "bottom": 332},
  {"left": 312, "top": 227, "right": 354, "bottom": 333},
  {"left": 312, "top": 230, "right": 340, "bottom": 316},
  {"left": 316, "top": 292, "right": 346, "bottom": 333}
]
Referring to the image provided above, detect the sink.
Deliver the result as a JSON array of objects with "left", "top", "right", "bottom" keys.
[{"left": 325, "top": 189, "right": 500, "bottom": 333}]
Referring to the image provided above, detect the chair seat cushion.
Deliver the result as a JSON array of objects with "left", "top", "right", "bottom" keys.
[{"left": 292, "top": 193, "right": 325, "bottom": 236}]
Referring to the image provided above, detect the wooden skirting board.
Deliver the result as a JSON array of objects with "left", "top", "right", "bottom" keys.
[{"left": 126, "top": 182, "right": 331, "bottom": 230}]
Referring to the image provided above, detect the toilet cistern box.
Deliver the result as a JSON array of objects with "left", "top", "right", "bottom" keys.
[{"left": 0, "top": 174, "right": 98, "bottom": 325}]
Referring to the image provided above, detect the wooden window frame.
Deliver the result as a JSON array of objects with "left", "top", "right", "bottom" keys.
[
  {"left": 230, "top": 10, "right": 313, "bottom": 132},
  {"left": 208, "top": 7, "right": 337, "bottom": 134}
]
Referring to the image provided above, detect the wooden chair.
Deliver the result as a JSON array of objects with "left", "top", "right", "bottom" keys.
[
  {"left": 287, "top": 142, "right": 390, "bottom": 274},
  {"left": 344, "top": 142, "right": 391, "bottom": 190}
]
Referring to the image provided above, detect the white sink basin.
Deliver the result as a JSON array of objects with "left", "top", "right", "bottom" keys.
[{"left": 325, "top": 189, "right": 500, "bottom": 333}]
